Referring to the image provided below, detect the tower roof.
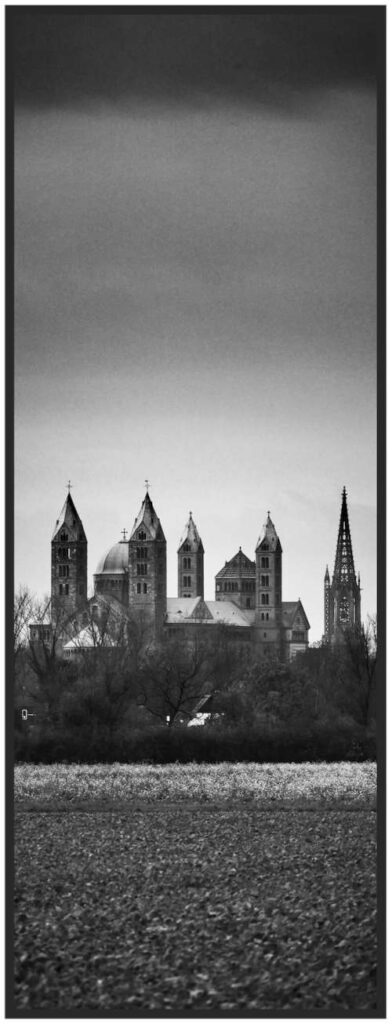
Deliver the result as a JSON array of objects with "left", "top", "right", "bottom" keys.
[
  {"left": 332, "top": 487, "right": 357, "bottom": 585},
  {"left": 52, "top": 492, "right": 87, "bottom": 542},
  {"left": 215, "top": 549, "right": 255, "bottom": 580},
  {"left": 130, "top": 490, "right": 165, "bottom": 542},
  {"left": 256, "top": 512, "right": 282, "bottom": 552},
  {"left": 178, "top": 512, "right": 204, "bottom": 552}
]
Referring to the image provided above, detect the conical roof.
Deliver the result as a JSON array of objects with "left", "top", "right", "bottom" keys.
[
  {"left": 332, "top": 487, "right": 356, "bottom": 585},
  {"left": 130, "top": 491, "right": 165, "bottom": 542},
  {"left": 52, "top": 492, "right": 87, "bottom": 542},
  {"left": 256, "top": 511, "right": 281, "bottom": 552},
  {"left": 178, "top": 512, "right": 204, "bottom": 552}
]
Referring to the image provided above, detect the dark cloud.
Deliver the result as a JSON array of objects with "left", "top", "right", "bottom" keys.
[{"left": 10, "top": 9, "right": 380, "bottom": 107}]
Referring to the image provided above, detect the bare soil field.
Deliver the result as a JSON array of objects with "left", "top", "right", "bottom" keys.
[{"left": 13, "top": 763, "right": 377, "bottom": 1014}]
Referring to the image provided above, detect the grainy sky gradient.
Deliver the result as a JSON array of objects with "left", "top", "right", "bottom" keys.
[{"left": 13, "top": 10, "right": 380, "bottom": 640}]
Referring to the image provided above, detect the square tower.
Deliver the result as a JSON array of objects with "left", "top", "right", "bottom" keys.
[
  {"left": 129, "top": 490, "right": 166, "bottom": 636},
  {"left": 177, "top": 512, "right": 204, "bottom": 599},
  {"left": 254, "top": 512, "right": 282, "bottom": 647},
  {"left": 51, "top": 490, "right": 87, "bottom": 619}
]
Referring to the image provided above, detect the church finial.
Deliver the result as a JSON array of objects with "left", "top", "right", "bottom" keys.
[
  {"left": 121, "top": 528, "right": 128, "bottom": 541},
  {"left": 145, "top": 479, "right": 150, "bottom": 493},
  {"left": 67, "top": 480, "right": 72, "bottom": 494}
]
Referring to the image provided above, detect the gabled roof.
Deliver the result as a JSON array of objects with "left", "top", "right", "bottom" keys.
[
  {"left": 52, "top": 492, "right": 87, "bottom": 542},
  {"left": 63, "top": 623, "right": 117, "bottom": 650},
  {"left": 130, "top": 491, "right": 165, "bottom": 542},
  {"left": 281, "top": 600, "right": 310, "bottom": 630},
  {"left": 256, "top": 512, "right": 282, "bottom": 553},
  {"left": 205, "top": 601, "right": 252, "bottom": 627},
  {"left": 178, "top": 513, "right": 204, "bottom": 552},
  {"left": 166, "top": 597, "right": 252, "bottom": 628},
  {"left": 166, "top": 597, "right": 211, "bottom": 623},
  {"left": 215, "top": 549, "right": 255, "bottom": 580},
  {"left": 166, "top": 597, "right": 201, "bottom": 622}
]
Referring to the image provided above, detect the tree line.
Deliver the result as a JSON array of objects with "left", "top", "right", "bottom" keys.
[{"left": 13, "top": 586, "right": 377, "bottom": 763}]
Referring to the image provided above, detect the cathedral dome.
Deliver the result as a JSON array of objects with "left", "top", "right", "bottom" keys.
[{"left": 95, "top": 541, "right": 129, "bottom": 575}]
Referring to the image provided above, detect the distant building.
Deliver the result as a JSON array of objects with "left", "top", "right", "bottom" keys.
[
  {"left": 323, "top": 487, "right": 361, "bottom": 644},
  {"left": 31, "top": 486, "right": 310, "bottom": 661}
]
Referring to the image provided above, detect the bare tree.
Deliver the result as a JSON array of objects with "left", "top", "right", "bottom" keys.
[
  {"left": 13, "top": 586, "right": 35, "bottom": 662},
  {"left": 136, "top": 628, "right": 235, "bottom": 726},
  {"left": 338, "top": 616, "right": 377, "bottom": 727}
]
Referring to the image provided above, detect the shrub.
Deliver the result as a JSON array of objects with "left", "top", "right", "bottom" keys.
[{"left": 14, "top": 717, "right": 376, "bottom": 764}]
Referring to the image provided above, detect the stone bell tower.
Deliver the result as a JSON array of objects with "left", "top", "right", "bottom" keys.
[
  {"left": 254, "top": 511, "right": 282, "bottom": 651},
  {"left": 177, "top": 512, "right": 204, "bottom": 599},
  {"left": 51, "top": 487, "right": 87, "bottom": 619},
  {"left": 128, "top": 486, "right": 167, "bottom": 636}
]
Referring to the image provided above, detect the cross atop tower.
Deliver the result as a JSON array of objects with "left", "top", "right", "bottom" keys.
[
  {"left": 145, "top": 479, "right": 150, "bottom": 492},
  {"left": 67, "top": 480, "right": 72, "bottom": 493},
  {"left": 121, "top": 528, "right": 128, "bottom": 541}
]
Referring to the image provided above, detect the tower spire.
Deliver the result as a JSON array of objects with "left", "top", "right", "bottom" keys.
[
  {"left": 325, "top": 487, "right": 361, "bottom": 643},
  {"left": 332, "top": 486, "right": 356, "bottom": 585}
]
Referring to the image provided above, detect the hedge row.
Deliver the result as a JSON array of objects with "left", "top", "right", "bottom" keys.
[{"left": 15, "top": 721, "right": 376, "bottom": 764}]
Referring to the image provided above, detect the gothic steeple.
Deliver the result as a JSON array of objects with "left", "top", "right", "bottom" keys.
[
  {"left": 177, "top": 512, "right": 204, "bottom": 598},
  {"left": 325, "top": 487, "right": 361, "bottom": 642},
  {"left": 332, "top": 487, "right": 357, "bottom": 586},
  {"left": 51, "top": 488, "right": 87, "bottom": 616}
]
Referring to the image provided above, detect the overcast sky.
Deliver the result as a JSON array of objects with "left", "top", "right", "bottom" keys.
[{"left": 13, "top": 10, "right": 381, "bottom": 640}]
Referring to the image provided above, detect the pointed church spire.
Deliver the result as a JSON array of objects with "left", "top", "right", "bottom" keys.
[
  {"left": 178, "top": 511, "right": 204, "bottom": 552},
  {"left": 130, "top": 489, "right": 165, "bottom": 541},
  {"left": 256, "top": 511, "right": 281, "bottom": 552},
  {"left": 332, "top": 486, "right": 357, "bottom": 585},
  {"left": 52, "top": 489, "right": 87, "bottom": 542}
]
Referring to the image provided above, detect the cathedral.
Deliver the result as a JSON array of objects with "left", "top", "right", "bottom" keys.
[
  {"left": 323, "top": 487, "right": 361, "bottom": 644},
  {"left": 42, "top": 486, "right": 311, "bottom": 662}
]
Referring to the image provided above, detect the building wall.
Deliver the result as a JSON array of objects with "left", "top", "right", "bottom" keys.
[
  {"left": 177, "top": 545, "right": 204, "bottom": 599},
  {"left": 128, "top": 530, "right": 167, "bottom": 634},
  {"left": 94, "top": 573, "right": 128, "bottom": 605},
  {"left": 329, "top": 582, "right": 361, "bottom": 644},
  {"left": 51, "top": 531, "right": 87, "bottom": 615},
  {"left": 215, "top": 577, "right": 256, "bottom": 609},
  {"left": 255, "top": 545, "right": 282, "bottom": 632}
]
